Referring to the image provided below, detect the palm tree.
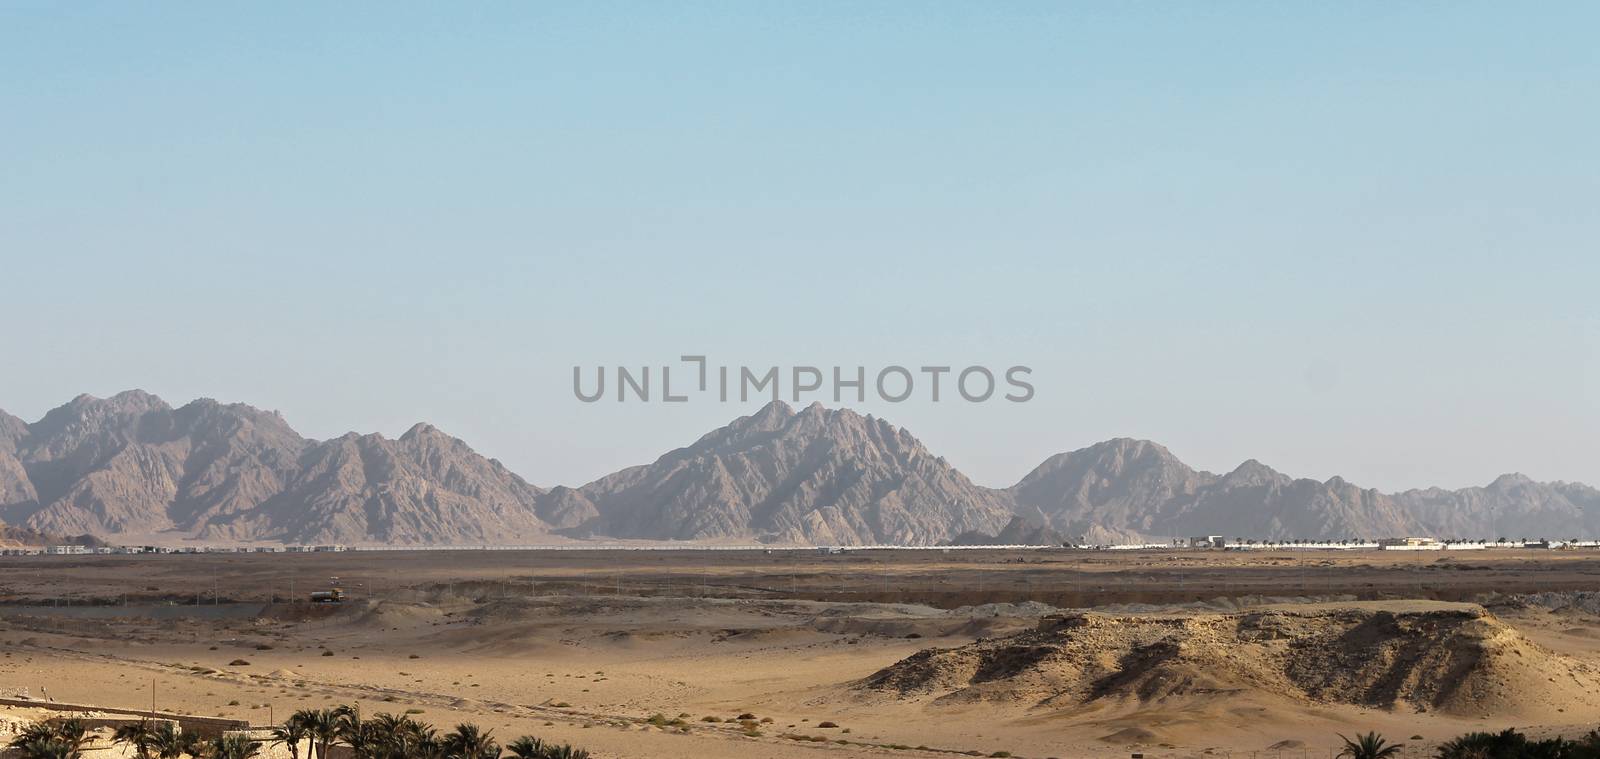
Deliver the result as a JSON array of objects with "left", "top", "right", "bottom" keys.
[
  {"left": 9, "top": 738, "right": 78, "bottom": 759},
  {"left": 368, "top": 713, "right": 412, "bottom": 735},
  {"left": 333, "top": 704, "right": 360, "bottom": 732},
  {"left": 506, "top": 737, "right": 546, "bottom": 759},
  {"left": 288, "top": 711, "right": 316, "bottom": 759},
  {"left": 442, "top": 723, "right": 499, "bottom": 759},
  {"left": 504, "top": 736, "right": 588, "bottom": 759},
  {"left": 107, "top": 704, "right": 591, "bottom": 759},
  {"left": 412, "top": 725, "right": 447, "bottom": 759},
  {"left": 207, "top": 735, "right": 263, "bottom": 759},
  {"left": 8, "top": 719, "right": 95, "bottom": 759},
  {"left": 113, "top": 720, "right": 158, "bottom": 759},
  {"left": 9, "top": 724, "right": 60, "bottom": 751},
  {"left": 1432, "top": 727, "right": 1580, "bottom": 759},
  {"left": 52, "top": 720, "right": 93, "bottom": 755},
  {"left": 271, "top": 716, "right": 310, "bottom": 759},
  {"left": 1338, "top": 732, "right": 1403, "bottom": 759},
  {"left": 540, "top": 745, "right": 589, "bottom": 759},
  {"left": 364, "top": 714, "right": 428, "bottom": 759},
  {"left": 1435, "top": 728, "right": 1525, "bottom": 759},
  {"left": 338, "top": 714, "right": 383, "bottom": 759},
  {"left": 297, "top": 708, "right": 342, "bottom": 759},
  {"left": 149, "top": 723, "right": 202, "bottom": 759}
]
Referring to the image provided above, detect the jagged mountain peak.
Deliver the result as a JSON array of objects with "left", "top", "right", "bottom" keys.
[
  {"left": 1490, "top": 472, "right": 1536, "bottom": 489},
  {"left": 397, "top": 421, "right": 520, "bottom": 474},
  {"left": 1092, "top": 436, "right": 1169, "bottom": 452},
  {"left": 401, "top": 421, "right": 441, "bottom": 440},
  {"left": 177, "top": 395, "right": 280, "bottom": 416},
  {"left": 1029, "top": 437, "right": 1188, "bottom": 471},
  {"left": 685, "top": 400, "right": 793, "bottom": 451},
  {"left": 71, "top": 389, "right": 170, "bottom": 416},
  {"left": 752, "top": 398, "right": 796, "bottom": 418},
  {"left": 1220, "top": 458, "right": 1286, "bottom": 486},
  {"left": 727, "top": 399, "right": 796, "bottom": 432},
  {"left": 172, "top": 397, "right": 304, "bottom": 441},
  {"left": 1009, "top": 437, "right": 1211, "bottom": 542},
  {"left": 573, "top": 401, "right": 1011, "bottom": 545},
  {"left": 30, "top": 389, "right": 172, "bottom": 438},
  {"left": 684, "top": 399, "right": 921, "bottom": 461},
  {"left": 70, "top": 388, "right": 165, "bottom": 405},
  {"left": 1015, "top": 438, "right": 1197, "bottom": 495}
]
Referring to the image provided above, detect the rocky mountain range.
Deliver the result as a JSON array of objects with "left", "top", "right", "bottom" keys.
[
  {"left": 0, "top": 391, "right": 554, "bottom": 546},
  {"left": 1008, "top": 438, "right": 1600, "bottom": 543},
  {"left": 1, "top": 391, "right": 1596, "bottom": 546}
]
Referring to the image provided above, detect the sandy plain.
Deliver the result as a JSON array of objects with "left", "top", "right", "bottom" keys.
[{"left": 3, "top": 548, "right": 1600, "bottom": 759}]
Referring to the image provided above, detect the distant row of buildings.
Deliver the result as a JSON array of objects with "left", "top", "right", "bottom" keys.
[
  {"left": 1181, "top": 535, "right": 1594, "bottom": 551},
  {"left": 0, "top": 544, "right": 348, "bottom": 557},
  {"left": 4, "top": 538, "right": 1597, "bottom": 557}
]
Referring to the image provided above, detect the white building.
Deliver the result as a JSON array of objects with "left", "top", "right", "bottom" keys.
[{"left": 1379, "top": 537, "right": 1441, "bottom": 550}]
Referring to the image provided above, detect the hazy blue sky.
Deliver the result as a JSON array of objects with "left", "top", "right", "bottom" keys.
[{"left": 2, "top": 2, "right": 1596, "bottom": 491}]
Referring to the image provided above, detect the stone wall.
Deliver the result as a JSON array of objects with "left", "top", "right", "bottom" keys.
[{"left": 0, "top": 698, "right": 248, "bottom": 739}]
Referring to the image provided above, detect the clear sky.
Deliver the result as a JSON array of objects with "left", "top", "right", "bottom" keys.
[{"left": 2, "top": 2, "right": 1596, "bottom": 492}]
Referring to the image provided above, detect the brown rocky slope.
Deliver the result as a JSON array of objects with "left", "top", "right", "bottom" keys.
[
  {"left": 858, "top": 602, "right": 1600, "bottom": 718},
  {"left": 0, "top": 391, "right": 551, "bottom": 545},
  {"left": 568, "top": 401, "right": 1014, "bottom": 545}
]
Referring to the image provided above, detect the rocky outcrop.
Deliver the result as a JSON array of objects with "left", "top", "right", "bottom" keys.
[{"left": 858, "top": 603, "right": 1600, "bottom": 718}]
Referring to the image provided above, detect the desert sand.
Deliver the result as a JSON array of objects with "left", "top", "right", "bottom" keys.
[{"left": 4, "top": 549, "right": 1600, "bottom": 758}]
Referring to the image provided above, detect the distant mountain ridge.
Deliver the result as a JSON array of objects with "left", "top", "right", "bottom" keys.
[
  {"left": 0, "top": 391, "right": 1596, "bottom": 546},
  {"left": 1009, "top": 438, "right": 1600, "bottom": 543},
  {"left": 0, "top": 391, "right": 551, "bottom": 545}
]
